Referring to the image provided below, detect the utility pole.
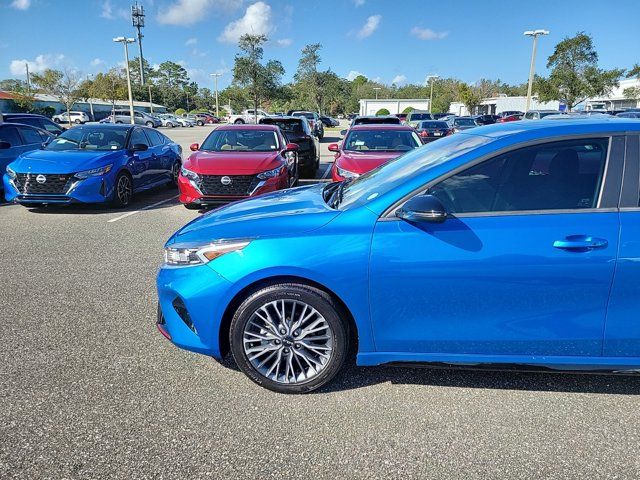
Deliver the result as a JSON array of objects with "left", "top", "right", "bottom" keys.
[
  {"left": 113, "top": 37, "right": 136, "bottom": 124},
  {"left": 86, "top": 74, "right": 95, "bottom": 121},
  {"left": 373, "top": 87, "right": 381, "bottom": 100},
  {"left": 25, "top": 62, "right": 31, "bottom": 95},
  {"left": 131, "top": 3, "right": 146, "bottom": 85},
  {"left": 426, "top": 75, "right": 439, "bottom": 113},
  {"left": 524, "top": 29, "right": 549, "bottom": 112},
  {"left": 210, "top": 73, "right": 222, "bottom": 117}
]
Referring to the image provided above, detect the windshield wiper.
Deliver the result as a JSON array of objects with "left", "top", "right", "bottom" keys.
[{"left": 329, "top": 179, "right": 353, "bottom": 208}]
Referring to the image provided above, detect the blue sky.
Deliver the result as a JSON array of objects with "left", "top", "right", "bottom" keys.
[{"left": 1, "top": 0, "right": 638, "bottom": 90}]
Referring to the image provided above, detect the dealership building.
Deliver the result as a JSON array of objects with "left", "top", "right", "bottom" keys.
[{"left": 359, "top": 98, "right": 430, "bottom": 116}]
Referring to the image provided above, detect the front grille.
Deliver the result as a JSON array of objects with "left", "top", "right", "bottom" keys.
[
  {"left": 14, "top": 173, "right": 74, "bottom": 195},
  {"left": 199, "top": 174, "right": 260, "bottom": 196}
]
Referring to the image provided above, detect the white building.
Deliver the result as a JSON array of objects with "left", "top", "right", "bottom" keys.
[
  {"left": 449, "top": 95, "right": 560, "bottom": 116},
  {"left": 359, "top": 98, "right": 430, "bottom": 116},
  {"left": 584, "top": 78, "right": 640, "bottom": 111}
]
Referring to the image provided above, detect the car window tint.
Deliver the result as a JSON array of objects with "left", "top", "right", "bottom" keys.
[
  {"left": 41, "top": 119, "right": 62, "bottom": 134},
  {"left": 146, "top": 129, "right": 165, "bottom": 146},
  {"left": 426, "top": 138, "right": 609, "bottom": 213},
  {"left": 129, "top": 128, "right": 150, "bottom": 147},
  {"left": 17, "top": 126, "right": 43, "bottom": 145},
  {"left": 0, "top": 126, "right": 22, "bottom": 146}
]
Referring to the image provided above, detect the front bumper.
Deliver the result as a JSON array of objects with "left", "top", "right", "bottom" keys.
[
  {"left": 3, "top": 171, "right": 116, "bottom": 205},
  {"left": 177, "top": 172, "right": 288, "bottom": 206},
  {"left": 156, "top": 263, "right": 233, "bottom": 358}
]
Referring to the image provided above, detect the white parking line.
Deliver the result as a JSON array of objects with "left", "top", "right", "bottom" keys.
[
  {"left": 107, "top": 195, "right": 179, "bottom": 223},
  {"left": 321, "top": 164, "right": 332, "bottom": 179}
]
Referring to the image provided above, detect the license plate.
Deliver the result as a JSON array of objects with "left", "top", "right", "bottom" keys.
[{"left": 433, "top": 132, "right": 442, "bottom": 136}]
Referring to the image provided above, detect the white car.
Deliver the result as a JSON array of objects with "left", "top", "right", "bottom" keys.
[
  {"left": 228, "top": 109, "right": 270, "bottom": 124},
  {"left": 158, "top": 114, "right": 182, "bottom": 128},
  {"left": 52, "top": 111, "right": 90, "bottom": 124},
  {"left": 173, "top": 115, "right": 195, "bottom": 127}
]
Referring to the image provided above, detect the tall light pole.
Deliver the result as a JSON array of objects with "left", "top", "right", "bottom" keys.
[
  {"left": 524, "top": 29, "right": 549, "bottom": 112},
  {"left": 86, "top": 74, "right": 95, "bottom": 121},
  {"left": 210, "top": 73, "right": 222, "bottom": 118},
  {"left": 113, "top": 37, "right": 136, "bottom": 124},
  {"left": 373, "top": 87, "right": 381, "bottom": 100},
  {"left": 426, "top": 74, "right": 439, "bottom": 113}
]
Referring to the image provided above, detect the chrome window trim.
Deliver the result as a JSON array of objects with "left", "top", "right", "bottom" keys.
[{"left": 381, "top": 133, "right": 620, "bottom": 220}]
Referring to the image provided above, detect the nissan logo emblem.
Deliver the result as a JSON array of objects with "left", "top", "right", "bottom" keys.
[
  {"left": 36, "top": 174, "right": 47, "bottom": 184},
  {"left": 221, "top": 176, "right": 232, "bottom": 186}
]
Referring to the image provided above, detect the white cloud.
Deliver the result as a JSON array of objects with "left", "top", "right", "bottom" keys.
[
  {"left": 185, "top": 38, "right": 198, "bottom": 46},
  {"left": 101, "top": 0, "right": 129, "bottom": 20},
  {"left": 90, "top": 58, "right": 105, "bottom": 67},
  {"left": 158, "top": 0, "right": 242, "bottom": 26},
  {"left": 346, "top": 70, "right": 365, "bottom": 81},
  {"left": 357, "top": 15, "right": 381, "bottom": 39},
  {"left": 275, "top": 38, "right": 292, "bottom": 47},
  {"left": 11, "top": 0, "right": 31, "bottom": 10},
  {"left": 391, "top": 74, "right": 406, "bottom": 85},
  {"left": 353, "top": 0, "right": 365, "bottom": 5},
  {"left": 9, "top": 54, "right": 65, "bottom": 76},
  {"left": 218, "top": 2, "right": 273, "bottom": 43},
  {"left": 410, "top": 27, "right": 448, "bottom": 40}
]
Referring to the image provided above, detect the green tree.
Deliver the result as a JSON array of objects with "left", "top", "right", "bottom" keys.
[
  {"left": 623, "top": 64, "right": 640, "bottom": 102},
  {"left": 295, "top": 43, "right": 322, "bottom": 112},
  {"left": 536, "top": 32, "right": 624, "bottom": 111},
  {"left": 89, "top": 69, "right": 127, "bottom": 112},
  {"left": 457, "top": 83, "right": 482, "bottom": 115},
  {"left": 31, "top": 68, "right": 82, "bottom": 126},
  {"left": 232, "top": 33, "right": 285, "bottom": 122},
  {"left": 402, "top": 106, "right": 415, "bottom": 114}
]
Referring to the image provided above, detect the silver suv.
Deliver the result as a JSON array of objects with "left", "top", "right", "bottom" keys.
[
  {"left": 52, "top": 111, "right": 90, "bottom": 124},
  {"left": 103, "top": 109, "right": 161, "bottom": 127}
]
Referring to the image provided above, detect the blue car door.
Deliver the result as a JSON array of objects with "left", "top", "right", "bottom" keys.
[
  {"left": 604, "top": 134, "right": 640, "bottom": 357},
  {"left": 144, "top": 129, "right": 172, "bottom": 184},
  {"left": 127, "top": 128, "right": 154, "bottom": 189},
  {"left": 369, "top": 136, "right": 624, "bottom": 358}
]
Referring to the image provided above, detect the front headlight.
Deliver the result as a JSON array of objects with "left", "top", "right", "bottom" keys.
[
  {"left": 181, "top": 165, "right": 200, "bottom": 181},
  {"left": 6, "top": 166, "right": 16, "bottom": 179},
  {"left": 257, "top": 165, "right": 284, "bottom": 180},
  {"left": 337, "top": 166, "right": 359, "bottom": 179},
  {"left": 74, "top": 164, "right": 113, "bottom": 179},
  {"left": 163, "top": 239, "right": 251, "bottom": 267}
]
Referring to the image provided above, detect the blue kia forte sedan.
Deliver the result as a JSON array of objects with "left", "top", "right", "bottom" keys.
[
  {"left": 3, "top": 124, "right": 182, "bottom": 207},
  {"left": 157, "top": 118, "right": 640, "bottom": 393}
]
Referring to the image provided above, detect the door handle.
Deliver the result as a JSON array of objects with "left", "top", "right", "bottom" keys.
[{"left": 553, "top": 235, "right": 608, "bottom": 252}]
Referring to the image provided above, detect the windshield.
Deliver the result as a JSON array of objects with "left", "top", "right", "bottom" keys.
[
  {"left": 354, "top": 117, "right": 401, "bottom": 125},
  {"left": 344, "top": 129, "right": 420, "bottom": 152},
  {"left": 262, "top": 119, "right": 304, "bottom": 135},
  {"left": 419, "top": 121, "right": 449, "bottom": 129},
  {"left": 410, "top": 113, "right": 432, "bottom": 121},
  {"left": 45, "top": 126, "right": 127, "bottom": 151},
  {"left": 337, "top": 133, "right": 493, "bottom": 209},
  {"left": 200, "top": 129, "right": 279, "bottom": 152},
  {"left": 539, "top": 111, "right": 558, "bottom": 118},
  {"left": 455, "top": 118, "right": 477, "bottom": 126},
  {"left": 293, "top": 112, "right": 314, "bottom": 120}
]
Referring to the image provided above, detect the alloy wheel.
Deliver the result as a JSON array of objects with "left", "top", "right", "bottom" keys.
[
  {"left": 242, "top": 299, "right": 334, "bottom": 384},
  {"left": 116, "top": 175, "right": 132, "bottom": 205}
]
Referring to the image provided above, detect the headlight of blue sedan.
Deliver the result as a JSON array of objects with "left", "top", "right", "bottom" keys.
[
  {"left": 74, "top": 164, "right": 113, "bottom": 179},
  {"left": 6, "top": 166, "right": 16, "bottom": 179},
  {"left": 164, "top": 240, "right": 251, "bottom": 267},
  {"left": 257, "top": 165, "right": 284, "bottom": 180}
]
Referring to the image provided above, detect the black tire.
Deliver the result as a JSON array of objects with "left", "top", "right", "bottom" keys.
[
  {"left": 184, "top": 203, "right": 200, "bottom": 210},
  {"left": 197, "top": 120, "right": 204, "bottom": 126},
  {"left": 115, "top": 121, "right": 123, "bottom": 124},
  {"left": 54, "top": 118, "right": 62, "bottom": 123},
  {"left": 145, "top": 121, "right": 154, "bottom": 127},
  {"left": 111, "top": 172, "right": 133, "bottom": 208},
  {"left": 74, "top": 119, "right": 81, "bottom": 124},
  {"left": 230, "top": 283, "right": 349, "bottom": 394},
  {"left": 169, "top": 160, "right": 181, "bottom": 187},
  {"left": 168, "top": 122, "right": 174, "bottom": 128},
  {"left": 234, "top": 119, "right": 245, "bottom": 124}
]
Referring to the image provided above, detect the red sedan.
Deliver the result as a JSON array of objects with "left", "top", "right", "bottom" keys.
[
  {"left": 178, "top": 125, "right": 299, "bottom": 208},
  {"left": 328, "top": 125, "right": 422, "bottom": 181}
]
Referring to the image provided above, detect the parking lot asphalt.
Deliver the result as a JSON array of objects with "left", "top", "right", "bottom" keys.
[{"left": 2, "top": 125, "right": 640, "bottom": 479}]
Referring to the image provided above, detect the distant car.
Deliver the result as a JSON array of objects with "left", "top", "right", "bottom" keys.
[
  {"left": 194, "top": 113, "right": 219, "bottom": 125},
  {"left": 178, "top": 124, "right": 299, "bottom": 208},
  {"left": 228, "top": 109, "right": 270, "bottom": 124},
  {"left": 498, "top": 114, "right": 524, "bottom": 122},
  {"left": 259, "top": 116, "right": 320, "bottom": 178},
  {"left": 173, "top": 115, "right": 195, "bottom": 127},
  {"left": 157, "top": 114, "right": 181, "bottom": 128},
  {"left": 523, "top": 110, "right": 561, "bottom": 120},
  {"left": 3, "top": 124, "right": 181, "bottom": 207},
  {"left": 395, "top": 113, "right": 408, "bottom": 122},
  {"left": 329, "top": 124, "right": 421, "bottom": 181},
  {"left": 52, "top": 111, "right": 90, "bottom": 124},
  {"left": 499, "top": 110, "right": 524, "bottom": 118},
  {"left": 452, "top": 117, "right": 479, "bottom": 131},
  {"left": 350, "top": 115, "right": 402, "bottom": 127},
  {"left": 0, "top": 122, "right": 54, "bottom": 192},
  {"left": 406, "top": 110, "right": 434, "bottom": 128},
  {"left": 291, "top": 111, "right": 324, "bottom": 139},
  {"left": 103, "top": 109, "right": 161, "bottom": 127},
  {"left": 414, "top": 120, "right": 454, "bottom": 142},
  {"left": 616, "top": 112, "right": 640, "bottom": 118},
  {"left": 1, "top": 113, "right": 65, "bottom": 136},
  {"left": 432, "top": 113, "right": 450, "bottom": 120},
  {"left": 319, "top": 116, "right": 339, "bottom": 128},
  {"left": 474, "top": 114, "right": 501, "bottom": 125}
]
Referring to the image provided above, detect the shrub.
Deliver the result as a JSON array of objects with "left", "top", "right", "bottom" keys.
[
  {"left": 402, "top": 106, "right": 415, "bottom": 114},
  {"left": 376, "top": 108, "right": 390, "bottom": 116},
  {"left": 174, "top": 108, "right": 186, "bottom": 116}
]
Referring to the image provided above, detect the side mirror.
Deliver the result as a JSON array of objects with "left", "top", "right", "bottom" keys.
[
  {"left": 190, "top": 143, "right": 199, "bottom": 152},
  {"left": 339, "top": 129, "right": 347, "bottom": 136},
  {"left": 396, "top": 195, "right": 447, "bottom": 223},
  {"left": 285, "top": 142, "right": 299, "bottom": 152},
  {"left": 131, "top": 143, "right": 148, "bottom": 152},
  {"left": 0, "top": 140, "right": 11, "bottom": 149},
  {"left": 328, "top": 143, "right": 339, "bottom": 152}
]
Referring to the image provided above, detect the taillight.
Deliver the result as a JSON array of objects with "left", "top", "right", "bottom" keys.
[{"left": 419, "top": 130, "right": 429, "bottom": 137}]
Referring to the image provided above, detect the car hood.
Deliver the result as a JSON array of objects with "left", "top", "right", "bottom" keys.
[
  {"left": 337, "top": 150, "right": 404, "bottom": 174},
  {"left": 185, "top": 150, "right": 283, "bottom": 175},
  {"left": 9, "top": 149, "right": 124, "bottom": 174},
  {"left": 167, "top": 183, "right": 339, "bottom": 245}
]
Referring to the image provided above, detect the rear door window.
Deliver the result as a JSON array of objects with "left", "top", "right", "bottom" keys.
[
  {"left": 0, "top": 126, "right": 23, "bottom": 146},
  {"left": 146, "top": 129, "right": 166, "bottom": 146},
  {"left": 17, "top": 126, "right": 43, "bottom": 145}
]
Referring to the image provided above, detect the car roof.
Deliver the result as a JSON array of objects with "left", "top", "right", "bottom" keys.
[
  {"left": 461, "top": 117, "right": 640, "bottom": 139},
  {"left": 527, "top": 109, "right": 559, "bottom": 113},
  {"left": 216, "top": 124, "right": 279, "bottom": 131},
  {"left": 74, "top": 123, "right": 134, "bottom": 130},
  {"left": 261, "top": 116, "right": 303, "bottom": 122},
  {"left": 2, "top": 113, "right": 47, "bottom": 118},
  {"left": 349, "top": 124, "right": 415, "bottom": 131}
]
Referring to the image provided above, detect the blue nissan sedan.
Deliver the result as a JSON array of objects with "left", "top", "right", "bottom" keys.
[
  {"left": 3, "top": 124, "right": 182, "bottom": 207},
  {"left": 157, "top": 118, "right": 640, "bottom": 393}
]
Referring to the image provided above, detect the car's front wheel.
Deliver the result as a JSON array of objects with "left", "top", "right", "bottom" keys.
[
  {"left": 230, "top": 283, "right": 348, "bottom": 394},
  {"left": 146, "top": 121, "right": 154, "bottom": 127},
  {"left": 111, "top": 172, "right": 133, "bottom": 208}
]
